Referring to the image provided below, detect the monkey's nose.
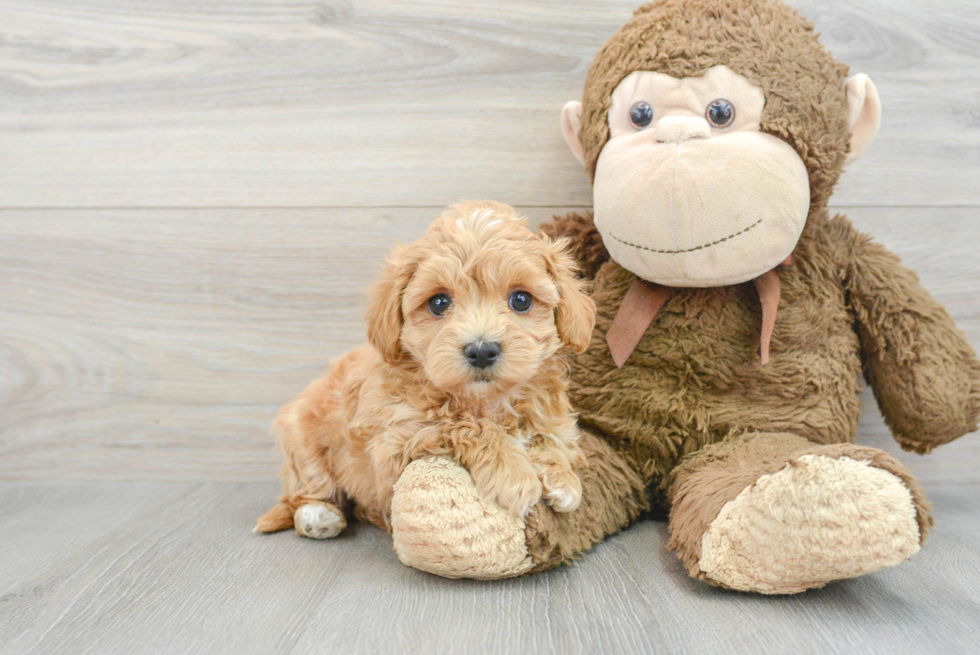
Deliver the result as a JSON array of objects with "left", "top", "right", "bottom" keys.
[
  {"left": 463, "top": 341, "right": 501, "bottom": 369},
  {"left": 654, "top": 116, "right": 711, "bottom": 143}
]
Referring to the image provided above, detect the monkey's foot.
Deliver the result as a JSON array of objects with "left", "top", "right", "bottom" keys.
[
  {"left": 698, "top": 454, "right": 922, "bottom": 594},
  {"left": 390, "top": 457, "right": 533, "bottom": 579},
  {"left": 669, "top": 434, "right": 932, "bottom": 594}
]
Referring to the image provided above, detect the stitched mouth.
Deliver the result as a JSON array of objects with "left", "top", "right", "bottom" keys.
[{"left": 609, "top": 218, "right": 763, "bottom": 255}]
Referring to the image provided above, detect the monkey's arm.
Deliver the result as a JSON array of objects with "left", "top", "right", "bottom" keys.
[
  {"left": 538, "top": 211, "right": 610, "bottom": 280},
  {"left": 389, "top": 427, "right": 647, "bottom": 578},
  {"left": 831, "top": 216, "right": 980, "bottom": 453}
]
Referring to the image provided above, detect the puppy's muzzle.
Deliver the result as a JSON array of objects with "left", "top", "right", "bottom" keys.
[{"left": 463, "top": 340, "right": 501, "bottom": 370}]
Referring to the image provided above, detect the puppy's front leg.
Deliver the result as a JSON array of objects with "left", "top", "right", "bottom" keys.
[
  {"left": 456, "top": 424, "right": 542, "bottom": 517},
  {"left": 366, "top": 424, "right": 451, "bottom": 527},
  {"left": 529, "top": 448, "right": 583, "bottom": 513},
  {"left": 529, "top": 434, "right": 586, "bottom": 513}
]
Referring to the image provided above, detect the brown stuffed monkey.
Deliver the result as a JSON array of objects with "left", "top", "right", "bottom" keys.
[{"left": 389, "top": 0, "right": 980, "bottom": 593}]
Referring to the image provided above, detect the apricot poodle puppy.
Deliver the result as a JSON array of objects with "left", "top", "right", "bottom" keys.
[{"left": 255, "top": 201, "right": 596, "bottom": 540}]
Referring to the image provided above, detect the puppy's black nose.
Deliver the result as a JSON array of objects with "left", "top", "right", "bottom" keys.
[{"left": 463, "top": 341, "right": 501, "bottom": 369}]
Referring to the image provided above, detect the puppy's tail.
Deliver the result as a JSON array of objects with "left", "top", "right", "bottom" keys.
[{"left": 255, "top": 501, "right": 294, "bottom": 533}]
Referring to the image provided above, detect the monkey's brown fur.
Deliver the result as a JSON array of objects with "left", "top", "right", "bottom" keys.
[
  {"left": 522, "top": 0, "right": 980, "bottom": 586},
  {"left": 382, "top": 0, "right": 980, "bottom": 591}
]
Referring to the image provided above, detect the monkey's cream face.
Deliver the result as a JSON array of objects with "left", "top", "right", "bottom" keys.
[{"left": 593, "top": 66, "right": 810, "bottom": 287}]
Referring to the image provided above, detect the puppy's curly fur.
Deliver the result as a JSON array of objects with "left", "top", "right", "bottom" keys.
[{"left": 256, "top": 202, "right": 597, "bottom": 538}]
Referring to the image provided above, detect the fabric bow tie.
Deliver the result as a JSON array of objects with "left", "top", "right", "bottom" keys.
[{"left": 606, "top": 254, "right": 794, "bottom": 368}]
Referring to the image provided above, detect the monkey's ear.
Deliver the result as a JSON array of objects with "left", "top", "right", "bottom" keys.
[
  {"left": 844, "top": 74, "right": 881, "bottom": 166},
  {"left": 560, "top": 101, "right": 586, "bottom": 167}
]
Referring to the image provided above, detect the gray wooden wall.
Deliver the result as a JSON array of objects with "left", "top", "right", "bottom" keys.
[{"left": 1, "top": 0, "right": 978, "bottom": 484}]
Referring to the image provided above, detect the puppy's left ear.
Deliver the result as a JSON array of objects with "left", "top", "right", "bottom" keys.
[
  {"left": 365, "top": 244, "right": 417, "bottom": 365},
  {"left": 545, "top": 237, "right": 596, "bottom": 354}
]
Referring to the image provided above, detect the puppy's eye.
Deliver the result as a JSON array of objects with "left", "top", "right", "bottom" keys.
[
  {"left": 706, "top": 99, "right": 736, "bottom": 128},
  {"left": 427, "top": 293, "right": 452, "bottom": 317},
  {"left": 508, "top": 291, "right": 533, "bottom": 313},
  {"left": 629, "top": 101, "right": 654, "bottom": 129}
]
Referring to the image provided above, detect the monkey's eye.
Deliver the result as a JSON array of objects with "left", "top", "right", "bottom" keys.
[
  {"left": 508, "top": 291, "right": 533, "bottom": 313},
  {"left": 706, "top": 99, "right": 736, "bottom": 128},
  {"left": 629, "top": 101, "right": 654, "bottom": 129},
  {"left": 427, "top": 293, "right": 452, "bottom": 317}
]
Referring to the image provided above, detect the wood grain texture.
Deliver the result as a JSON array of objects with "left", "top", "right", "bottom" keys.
[
  {"left": 0, "top": 0, "right": 978, "bottom": 208},
  {"left": 1, "top": 207, "right": 977, "bottom": 483},
  {"left": 1, "top": 481, "right": 979, "bottom": 654}
]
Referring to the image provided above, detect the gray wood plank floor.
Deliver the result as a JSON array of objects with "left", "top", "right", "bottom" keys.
[{"left": 1, "top": 482, "right": 978, "bottom": 655}]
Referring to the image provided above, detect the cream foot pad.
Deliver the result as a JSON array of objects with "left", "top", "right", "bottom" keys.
[
  {"left": 699, "top": 454, "right": 921, "bottom": 594},
  {"left": 294, "top": 502, "right": 346, "bottom": 539},
  {"left": 391, "top": 457, "right": 534, "bottom": 580}
]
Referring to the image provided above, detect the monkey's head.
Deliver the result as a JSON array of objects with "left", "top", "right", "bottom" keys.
[{"left": 561, "top": 0, "right": 881, "bottom": 287}]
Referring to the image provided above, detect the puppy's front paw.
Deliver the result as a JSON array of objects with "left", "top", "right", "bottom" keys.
[
  {"left": 534, "top": 458, "right": 583, "bottom": 513},
  {"left": 543, "top": 472, "right": 582, "bottom": 513},
  {"left": 294, "top": 502, "right": 346, "bottom": 539},
  {"left": 499, "top": 471, "right": 544, "bottom": 517},
  {"left": 474, "top": 464, "right": 543, "bottom": 517}
]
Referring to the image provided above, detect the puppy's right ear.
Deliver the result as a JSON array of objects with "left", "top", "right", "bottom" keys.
[{"left": 365, "top": 245, "right": 417, "bottom": 365}]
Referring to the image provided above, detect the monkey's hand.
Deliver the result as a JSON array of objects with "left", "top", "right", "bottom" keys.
[
  {"left": 389, "top": 428, "right": 647, "bottom": 579},
  {"left": 833, "top": 216, "right": 980, "bottom": 454},
  {"left": 538, "top": 211, "right": 609, "bottom": 280}
]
